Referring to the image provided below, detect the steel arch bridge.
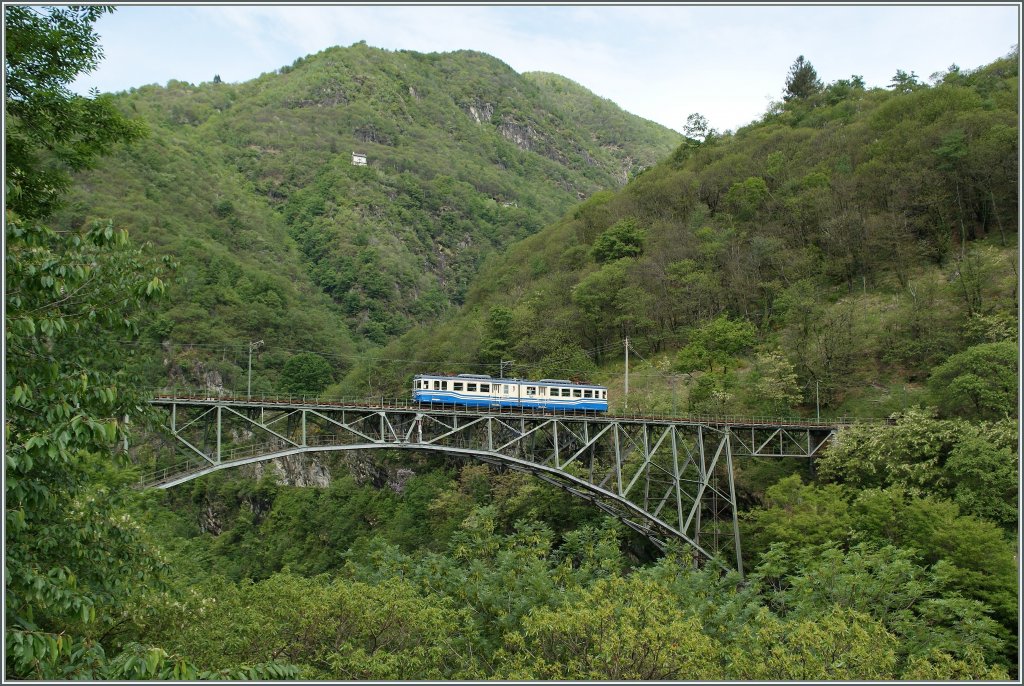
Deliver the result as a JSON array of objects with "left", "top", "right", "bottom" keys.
[{"left": 142, "top": 394, "right": 847, "bottom": 577}]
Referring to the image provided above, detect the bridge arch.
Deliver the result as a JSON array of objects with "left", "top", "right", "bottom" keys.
[{"left": 152, "top": 441, "right": 726, "bottom": 570}]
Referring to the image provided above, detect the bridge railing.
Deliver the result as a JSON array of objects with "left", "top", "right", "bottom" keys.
[{"left": 146, "top": 387, "right": 891, "bottom": 428}]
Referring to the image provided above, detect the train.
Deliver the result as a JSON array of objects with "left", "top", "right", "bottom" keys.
[{"left": 412, "top": 373, "right": 609, "bottom": 412}]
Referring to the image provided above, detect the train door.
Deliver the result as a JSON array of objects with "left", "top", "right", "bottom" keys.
[{"left": 484, "top": 381, "right": 499, "bottom": 409}]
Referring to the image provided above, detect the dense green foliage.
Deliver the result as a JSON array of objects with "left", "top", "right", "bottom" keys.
[
  {"left": 6, "top": 9, "right": 1017, "bottom": 680},
  {"left": 127, "top": 474, "right": 1010, "bottom": 680},
  {"left": 279, "top": 352, "right": 334, "bottom": 396},
  {"left": 52, "top": 42, "right": 682, "bottom": 382},
  {"left": 3, "top": 8, "right": 290, "bottom": 679},
  {"left": 340, "top": 50, "right": 1018, "bottom": 423},
  {"left": 4, "top": 6, "right": 146, "bottom": 221},
  {"left": 927, "top": 341, "right": 1017, "bottom": 419}
]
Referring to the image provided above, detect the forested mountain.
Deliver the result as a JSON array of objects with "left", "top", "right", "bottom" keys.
[
  {"left": 337, "top": 52, "right": 1019, "bottom": 420},
  {"left": 6, "top": 6, "right": 1017, "bottom": 681},
  {"left": 52, "top": 42, "right": 682, "bottom": 391}
]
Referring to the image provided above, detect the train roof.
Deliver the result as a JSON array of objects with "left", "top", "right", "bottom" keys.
[{"left": 414, "top": 373, "right": 605, "bottom": 388}]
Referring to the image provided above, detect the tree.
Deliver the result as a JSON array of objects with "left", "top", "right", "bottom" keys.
[
  {"left": 676, "top": 315, "right": 757, "bottom": 373},
  {"left": 478, "top": 305, "right": 514, "bottom": 365},
  {"left": 149, "top": 573, "right": 474, "bottom": 680},
  {"left": 784, "top": 55, "right": 823, "bottom": 102},
  {"left": 571, "top": 260, "right": 630, "bottom": 351},
  {"left": 2, "top": 7, "right": 194, "bottom": 677},
  {"left": 686, "top": 371, "right": 735, "bottom": 415},
  {"left": 5, "top": 217, "right": 173, "bottom": 679},
  {"left": 741, "top": 475, "right": 852, "bottom": 558},
  {"left": 927, "top": 342, "right": 1017, "bottom": 420},
  {"left": 280, "top": 352, "right": 334, "bottom": 396},
  {"left": 850, "top": 488, "right": 1018, "bottom": 649},
  {"left": 890, "top": 69, "right": 922, "bottom": 93},
  {"left": 748, "top": 543, "right": 1006, "bottom": 674},
  {"left": 724, "top": 177, "right": 770, "bottom": 221},
  {"left": 749, "top": 350, "right": 802, "bottom": 415},
  {"left": 496, "top": 576, "right": 723, "bottom": 680},
  {"left": 729, "top": 608, "right": 899, "bottom": 680},
  {"left": 946, "top": 426, "right": 1019, "bottom": 530},
  {"left": 683, "top": 112, "right": 718, "bottom": 143},
  {"left": 4, "top": 5, "right": 146, "bottom": 220},
  {"left": 590, "top": 218, "right": 646, "bottom": 263}
]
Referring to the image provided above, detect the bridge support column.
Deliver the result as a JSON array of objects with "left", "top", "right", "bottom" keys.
[
  {"left": 553, "top": 422, "right": 559, "bottom": 469},
  {"left": 695, "top": 426, "right": 704, "bottom": 548},
  {"left": 643, "top": 425, "right": 650, "bottom": 510},
  {"left": 613, "top": 424, "right": 623, "bottom": 496},
  {"left": 216, "top": 405, "right": 222, "bottom": 464},
  {"left": 672, "top": 427, "right": 684, "bottom": 532},
  {"left": 725, "top": 433, "right": 743, "bottom": 576}
]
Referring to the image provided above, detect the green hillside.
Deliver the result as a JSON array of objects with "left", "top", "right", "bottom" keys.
[
  {"left": 53, "top": 42, "right": 683, "bottom": 391},
  {"left": 337, "top": 53, "right": 1019, "bottom": 420}
]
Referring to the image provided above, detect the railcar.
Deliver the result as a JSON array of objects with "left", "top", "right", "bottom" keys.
[{"left": 412, "top": 373, "right": 608, "bottom": 412}]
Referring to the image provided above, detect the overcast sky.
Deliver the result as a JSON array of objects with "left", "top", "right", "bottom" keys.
[{"left": 70, "top": 3, "right": 1020, "bottom": 133}]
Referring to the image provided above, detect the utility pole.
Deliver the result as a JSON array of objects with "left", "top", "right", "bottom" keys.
[
  {"left": 815, "top": 380, "right": 820, "bottom": 421},
  {"left": 671, "top": 375, "right": 677, "bottom": 417},
  {"left": 247, "top": 340, "right": 263, "bottom": 399},
  {"left": 500, "top": 360, "right": 513, "bottom": 379},
  {"left": 624, "top": 337, "right": 629, "bottom": 411}
]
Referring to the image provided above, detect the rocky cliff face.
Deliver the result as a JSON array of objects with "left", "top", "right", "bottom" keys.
[
  {"left": 248, "top": 455, "right": 333, "bottom": 488},
  {"left": 241, "top": 449, "right": 420, "bottom": 493}
]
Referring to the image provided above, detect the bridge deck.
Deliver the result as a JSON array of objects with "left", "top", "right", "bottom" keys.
[{"left": 150, "top": 392, "right": 877, "bottom": 431}]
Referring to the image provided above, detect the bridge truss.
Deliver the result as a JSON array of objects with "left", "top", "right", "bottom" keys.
[{"left": 143, "top": 396, "right": 839, "bottom": 576}]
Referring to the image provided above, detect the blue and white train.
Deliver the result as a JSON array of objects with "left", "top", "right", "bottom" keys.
[{"left": 412, "top": 373, "right": 608, "bottom": 412}]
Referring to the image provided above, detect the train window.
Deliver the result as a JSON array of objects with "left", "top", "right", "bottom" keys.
[
  {"left": 602, "top": 391, "right": 607, "bottom": 399},
  {"left": 526, "top": 386, "right": 536, "bottom": 396},
  {"left": 441, "top": 381, "right": 448, "bottom": 390},
  {"left": 503, "top": 385, "right": 509, "bottom": 394},
  {"left": 433, "top": 380, "right": 440, "bottom": 390},
  {"left": 467, "top": 383, "right": 477, "bottom": 392},
  {"left": 584, "top": 390, "right": 593, "bottom": 398},
  {"left": 573, "top": 389, "right": 582, "bottom": 398},
  {"left": 453, "top": 382, "right": 463, "bottom": 391},
  {"left": 480, "top": 384, "right": 490, "bottom": 392},
  {"left": 562, "top": 389, "right": 570, "bottom": 397}
]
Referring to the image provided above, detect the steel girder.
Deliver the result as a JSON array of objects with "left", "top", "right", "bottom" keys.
[{"left": 143, "top": 397, "right": 840, "bottom": 576}]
